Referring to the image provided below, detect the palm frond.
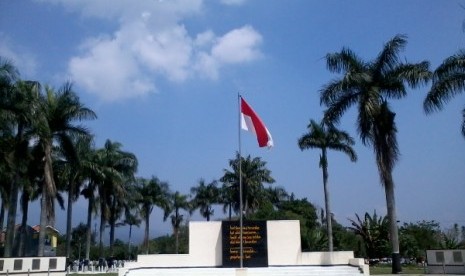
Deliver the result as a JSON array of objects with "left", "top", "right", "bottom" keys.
[
  {"left": 374, "top": 34, "right": 407, "bottom": 74},
  {"left": 424, "top": 71, "right": 465, "bottom": 113}
]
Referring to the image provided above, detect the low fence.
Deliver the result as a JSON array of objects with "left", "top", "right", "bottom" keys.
[{"left": 0, "top": 257, "right": 67, "bottom": 276}]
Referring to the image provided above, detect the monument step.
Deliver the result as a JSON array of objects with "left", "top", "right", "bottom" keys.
[{"left": 125, "top": 265, "right": 364, "bottom": 276}]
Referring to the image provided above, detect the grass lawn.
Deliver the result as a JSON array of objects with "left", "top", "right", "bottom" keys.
[{"left": 369, "top": 264, "right": 427, "bottom": 274}]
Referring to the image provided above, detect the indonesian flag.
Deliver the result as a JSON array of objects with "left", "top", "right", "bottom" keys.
[{"left": 240, "top": 97, "right": 274, "bottom": 148}]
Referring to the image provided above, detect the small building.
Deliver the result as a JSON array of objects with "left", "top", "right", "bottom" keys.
[{"left": 0, "top": 225, "right": 59, "bottom": 257}]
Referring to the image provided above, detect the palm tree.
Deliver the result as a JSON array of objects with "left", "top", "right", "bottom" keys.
[
  {"left": 220, "top": 153, "right": 275, "bottom": 217},
  {"left": 1, "top": 57, "right": 17, "bottom": 257},
  {"left": 220, "top": 182, "right": 236, "bottom": 220},
  {"left": 424, "top": 50, "right": 465, "bottom": 138},
  {"left": 92, "top": 139, "right": 137, "bottom": 257},
  {"left": 80, "top": 145, "right": 103, "bottom": 260},
  {"left": 168, "top": 191, "right": 191, "bottom": 254},
  {"left": 122, "top": 208, "right": 141, "bottom": 259},
  {"left": 298, "top": 119, "right": 357, "bottom": 251},
  {"left": 320, "top": 34, "right": 431, "bottom": 273},
  {"left": 1, "top": 78, "right": 40, "bottom": 257},
  {"left": 34, "top": 82, "right": 96, "bottom": 256},
  {"left": 55, "top": 134, "right": 95, "bottom": 258},
  {"left": 263, "top": 186, "right": 289, "bottom": 207},
  {"left": 136, "top": 176, "right": 170, "bottom": 254},
  {"left": 190, "top": 179, "right": 220, "bottom": 221}
]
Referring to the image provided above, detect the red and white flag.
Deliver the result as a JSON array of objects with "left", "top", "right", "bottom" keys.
[{"left": 240, "top": 97, "right": 273, "bottom": 148}]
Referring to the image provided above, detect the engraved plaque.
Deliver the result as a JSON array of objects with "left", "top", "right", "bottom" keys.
[{"left": 222, "top": 220, "right": 268, "bottom": 267}]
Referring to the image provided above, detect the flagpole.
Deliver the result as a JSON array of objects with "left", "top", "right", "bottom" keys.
[{"left": 238, "top": 93, "right": 244, "bottom": 269}]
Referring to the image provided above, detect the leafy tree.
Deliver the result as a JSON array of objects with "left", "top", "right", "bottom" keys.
[
  {"left": 148, "top": 224, "right": 189, "bottom": 254},
  {"left": 250, "top": 196, "right": 320, "bottom": 251},
  {"left": 320, "top": 34, "right": 431, "bottom": 273},
  {"left": 220, "top": 153, "right": 275, "bottom": 217},
  {"left": 190, "top": 179, "right": 220, "bottom": 221},
  {"left": 298, "top": 119, "right": 357, "bottom": 251},
  {"left": 399, "top": 220, "right": 442, "bottom": 260},
  {"left": 331, "top": 220, "right": 360, "bottom": 254},
  {"left": 441, "top": 223, "right": 465, "bottom": 249},
  {"left": 70, "top": 223, "right": 88, "bottom": 260},
  {"left": 424, "top": 50, "right": 465, "bottom": 138},
  {"left": 348, "top": 211, "right": 390, "bottom": 259}
]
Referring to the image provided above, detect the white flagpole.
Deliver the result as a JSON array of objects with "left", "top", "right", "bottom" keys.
[{"left": 238, "top": 93, "right": 244, "bottom": 268}]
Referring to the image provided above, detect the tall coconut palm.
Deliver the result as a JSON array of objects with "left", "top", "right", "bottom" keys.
[
  {"left": 298, "top": 119, "right": 357, "bottom": 251},
  {"left": 80, "top": 144, "right": 104, "bottom": 260},
  {"left": 190, "top": 179, "right": 220, "bottom": 221},
  {"left": 136, "top": 176, "right": 170, "bottom": 254},
  {"left": 93, "top": 139, "right": 137, "bottom": 257},
  {"left": 168, "top": 191, "right": 191, "bottom": 254},
  {"left": 1, "top": 57, "right": 18, "bottom": 257},
  {"left": 1, "top": 79, "right": 40, "bottom": 257},
  {"left": 220, "top": 153, "right": 275, "bottom": 217},
  {"left": 122, "top": 207, "right": 141, "bottom": 259},
  {"left": 34, "top": 82, "right": 96, "bottom": 256},
  {"left": 55, "top": 134, "right": 95, "bottom": 258},
  {"left": 424, "top": 50, "right": 465, "bottom": 138},
  {"left": 320, "top": 34, "right": 431, "bottom": 273}
]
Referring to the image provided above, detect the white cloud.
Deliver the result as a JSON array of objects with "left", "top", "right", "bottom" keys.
[
  {"left": 132, "top": 24, "right": 193, "bottom": 82},
  {"left": 69, "top": 35, "right": 154, "bottom": 102},
  {"left": 211, "top": 25, "right": 262, "bottom": 64},
  {"left": 40, "top": 0, "right": 262, "bottom": 102},
  {"left": 192, "top": 26, "right": 262, "bottom": 80}
]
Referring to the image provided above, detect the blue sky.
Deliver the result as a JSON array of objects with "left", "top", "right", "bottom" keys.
[{"left": 1, "top": 0, "right": 464, "bottom": 244}]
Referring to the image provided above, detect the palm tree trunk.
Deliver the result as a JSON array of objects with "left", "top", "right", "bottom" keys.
[
  {"left": 99, "top": 212, "right": 105, "bottom": 258},
  {"left": 109, "top": 197, "right": 116, "bottom": 256},
  {"left": 144, "top": 213, "right": 150, "bottom": 254},
  {"left": 65, "top": 180, "right": 75, "bottom": 258},
  {"left": 39, "top": 141, "right": 56, "bottom": 257},
  {"left": 228, "top": 203, "right": 232, "bottom": 220},
  {"left": 5, "top": 124, "right": 26, "bottom": 257},
  {"left": 128, "top": 224, "right": 133, "bottom": 259},
  {"left": 38, "top": 193, "right": 48, "bottom": 256},
  {"left": 321, "top": 149, "right": 333, "bottom": 251},
  {"left": 18, "top": 191, "right": 30, "bottom": 256},
  {"left": 85, "top": 185, "right": 93, "bottom": 260},
  {"left": 4, "top": 175, "right": 19, "bottom": 257},
  {"left": 0, "top": 200, "right": 5, "bottom": 236},
  {"left": 384, "top": 175, "right": 401, "bottom": 274},
  {"left": 174, "top": 226, "right": 179, "bottom": 254}
]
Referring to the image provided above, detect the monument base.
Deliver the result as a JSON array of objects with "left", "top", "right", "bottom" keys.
[{"left": 119, "top": 220, "right": 368, "bottom": 276}]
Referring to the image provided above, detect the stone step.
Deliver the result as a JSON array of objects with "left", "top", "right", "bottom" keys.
[{"left": 124, "top": 265, "right": 363, "bottom": 276}]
